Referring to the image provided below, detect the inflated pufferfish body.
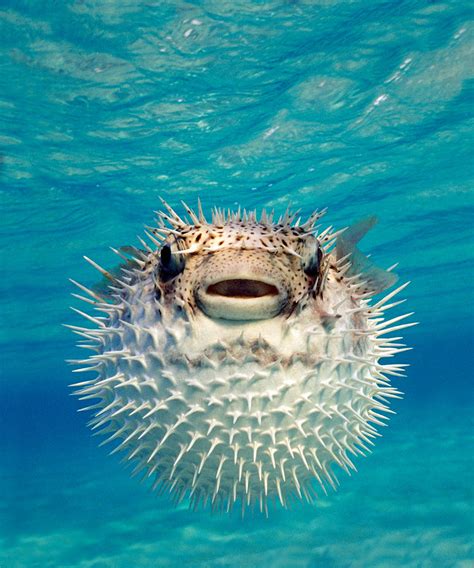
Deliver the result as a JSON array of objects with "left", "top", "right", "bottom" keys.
[{"left": 70, "top": 202, "right": 414, "bottom": 515}]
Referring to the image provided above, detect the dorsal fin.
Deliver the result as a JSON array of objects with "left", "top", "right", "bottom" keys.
[{"left": 336, "top": 216, "right": 398, "bottom": 294}]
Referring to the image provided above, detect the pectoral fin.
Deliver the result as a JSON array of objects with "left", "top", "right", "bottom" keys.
[
  {"left": 93, "top": 246, "right": 145, "bottom": 297},
  {"left": 336, "top": 217, "right": 398, "bottom": 294}
]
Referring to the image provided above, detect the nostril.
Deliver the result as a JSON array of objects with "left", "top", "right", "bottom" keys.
[{"left": 206, "top": 279, "right": 279, "bottom": 298}]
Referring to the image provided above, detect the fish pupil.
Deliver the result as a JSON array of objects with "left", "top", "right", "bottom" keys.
[
  {"left": 160, "top": 244, "right": 171, "bottom": 266},
  {"left": 304, "top": 247, "right": 323, "bottom": 277}
]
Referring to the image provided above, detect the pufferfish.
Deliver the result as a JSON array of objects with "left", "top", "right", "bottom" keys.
[{"left": 69, "top": 201, "right": 414, "bottom": 515}]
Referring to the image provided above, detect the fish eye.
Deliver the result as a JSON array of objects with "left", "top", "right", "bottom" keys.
[
  {"left": 159, "top": 242, "right": 185, "bottom": 281},
  {"left": 302, "top": 239, "right": 323, "bottom": 277},
  {"left": 160, "top": 244, "right": 172, "bottom": 266}
]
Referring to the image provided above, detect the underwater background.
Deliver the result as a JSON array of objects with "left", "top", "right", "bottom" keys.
[{"left": 1, "top": 1, "right": 473, "bottom": 566}]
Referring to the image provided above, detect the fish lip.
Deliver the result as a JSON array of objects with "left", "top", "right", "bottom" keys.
[{"left": 196, "top": 276, "right": 288, "bottom": 321}]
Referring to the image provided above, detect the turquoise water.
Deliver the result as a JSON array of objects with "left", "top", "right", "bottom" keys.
[{"left": 1, "top": 1, "right": 473, "bottom": 566}]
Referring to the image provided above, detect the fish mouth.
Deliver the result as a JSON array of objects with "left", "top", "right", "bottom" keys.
[
  {"left": 206, "top": 279, "right": 279, "bottom": 299},
  {"left": 197, "top": 278, "right": 286, "bottom": 321}
]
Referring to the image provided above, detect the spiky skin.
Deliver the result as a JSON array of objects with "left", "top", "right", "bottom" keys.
[{"left": 69, "top": 203, "right": 414, "bottom": 515}]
